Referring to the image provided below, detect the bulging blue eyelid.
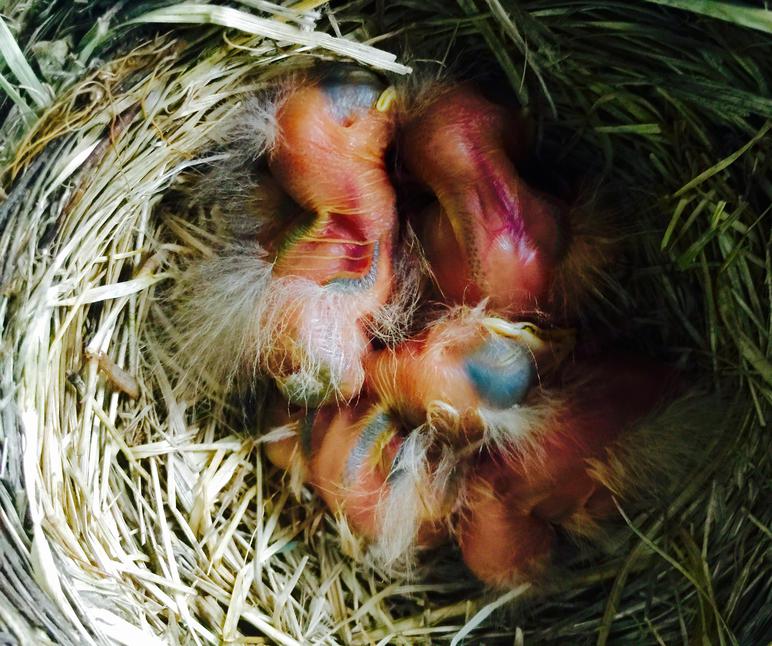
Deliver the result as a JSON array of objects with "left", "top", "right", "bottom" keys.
[
  {"left": 344, "top": 410, "right": 393, "bottom": 483},
  {"left": 320, "top": 73, "right": 383, "bottom": 124},
  {"left": 464, "top": 337, "right": 536, "bottom": 409}
]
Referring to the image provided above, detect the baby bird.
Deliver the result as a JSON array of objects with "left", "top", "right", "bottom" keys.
[
  {"left": 365, "top": 308, "right": 575, "bottom": 448},
  {"left": 401, "top": 85, "right": 604, "bottom": 318},
  {"left": 263, "top": 66, "right": 400, "bottom": 403},
  {"left": 455, "top": 354, "right": 681, "bottom": 588},
  {"left": 262, "top": 308, "right": 576, "bottom": 566},
  {"left": 173, "top": 66, "right": 403, "bottom": 405},
  {"left": 263, "top": 398, "right": 451, "bottom": 565}
]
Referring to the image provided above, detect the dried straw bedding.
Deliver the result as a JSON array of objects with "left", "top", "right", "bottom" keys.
[{"left": 0, "top": 2, "right": 770, "bottom": 644}]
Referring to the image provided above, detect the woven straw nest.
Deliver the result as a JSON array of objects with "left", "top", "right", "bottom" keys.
[{"left": 0, "top": 1, "right": 770, "bottom": 644}]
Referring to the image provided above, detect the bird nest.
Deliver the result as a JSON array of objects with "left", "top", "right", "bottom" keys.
[{"left": 0, "top": 2, "right": 770, "bottom": 644}]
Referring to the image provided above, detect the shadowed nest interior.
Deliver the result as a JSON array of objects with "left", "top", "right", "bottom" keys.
[{"left": 0, "top": 1, "right": 770, "bottom": 644}]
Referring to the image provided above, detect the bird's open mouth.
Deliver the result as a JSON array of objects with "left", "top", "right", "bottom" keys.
[{"left": 275, "top": 211, "right": 380, "bottom": 287}]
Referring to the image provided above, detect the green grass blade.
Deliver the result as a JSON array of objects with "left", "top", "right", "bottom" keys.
[
  {"left": 640, "top": 0, "right": 772, "bottom": 34},
  {"left": 0, "top": 71, "right": 35, "bottom": 125},
  {"left": 0, "top": 15, "right": 51, "bottom": 109},
  {"left": 457, "top": 0, "right": 529, "bottom": 106},
  {"left": 675, "top": 120, "right": 771, "bottom": 197}
]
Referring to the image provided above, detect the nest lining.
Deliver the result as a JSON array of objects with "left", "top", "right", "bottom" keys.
[{"left": 0, "top": 1, "right": 770, "bottom": 645}]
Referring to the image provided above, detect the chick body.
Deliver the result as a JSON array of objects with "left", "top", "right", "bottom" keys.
[
  {"left": 457, "top": 354, "right": 678, "bottom": 587},
  {"left": 256, "top": 68, "right": 400, "bottom": 403},
  {"left": 402, "top": 86, "right": 565, "bottom": 314}
]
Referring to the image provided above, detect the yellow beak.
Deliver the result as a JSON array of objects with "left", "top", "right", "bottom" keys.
[{"left": 481, "top": 317, "right": 576, "bottom": 374}]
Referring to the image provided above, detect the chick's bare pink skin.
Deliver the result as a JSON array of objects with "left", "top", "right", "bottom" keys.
[
  {"left": 457, "top": 354, "right": 678, "bottom": 588},
  {"left": 306, "top": 402, "right": 449, "bottom": 547},
  {"left": 269, "top": 69, "right": 396, "bottom": 291},
  {"left": 402, "top": 86, "right": 565, "bottom": 314},
  {"left": 458, "top": 475, "right": 555, "bottom": 588},
  {"left": 365, "top": 323, "right": 502, "bottom": 429},
  {"left": 308, "top": 403, "right": 400, "bottom": 538},
  {"left": 258, "top": 69, "right": 398, "bottom": 402}
]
